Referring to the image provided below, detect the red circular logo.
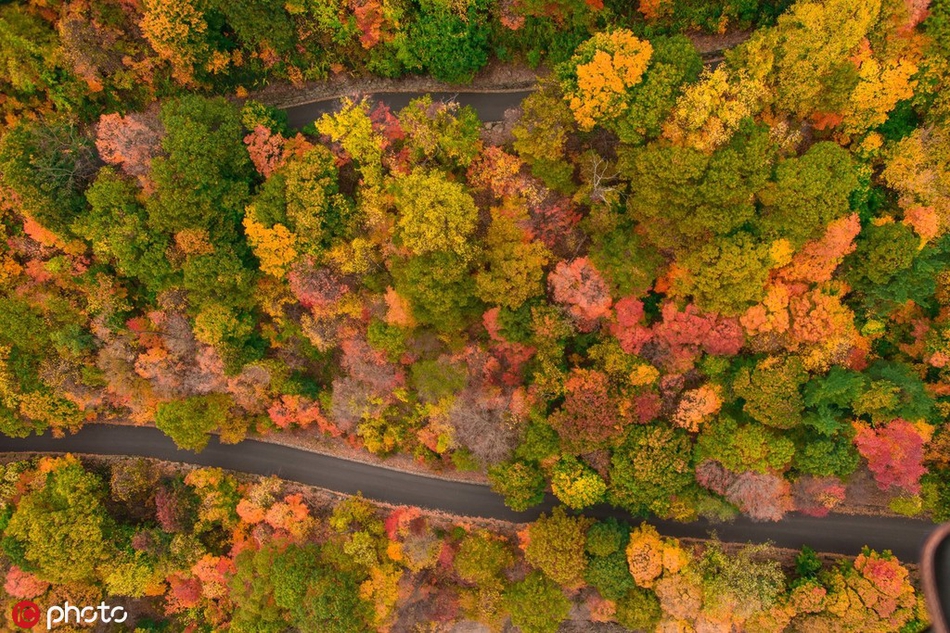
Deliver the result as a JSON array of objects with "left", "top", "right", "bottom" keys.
[{"left": 11, "top": 600, "right": 40, "bottom": 628}]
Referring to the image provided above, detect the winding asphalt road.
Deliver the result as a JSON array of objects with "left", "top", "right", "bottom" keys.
[{"left": 0, "top": 425, "right": 936, "bottom": 561}]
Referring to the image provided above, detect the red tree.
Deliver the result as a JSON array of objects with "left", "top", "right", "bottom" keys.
[
  {"left": 95, "top": 111, "right": 164, "bottom": 183},
  {"left": 548, "top": 258, "right": 612, "bottom": 331},
  {"left": 244, "top": 125, "right": 286, "bottom": 177},
  {"left": 550, "top": 368, "right": 624, "bottom": 450},
  {"left": 853, "top": 419, "right": 928, "bottom": 493},
  {"left": 4, "top": 566, "right": 49, "bottom": 598}
]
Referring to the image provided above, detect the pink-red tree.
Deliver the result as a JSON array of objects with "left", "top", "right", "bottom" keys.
[
  {"left": 853, "top": 419, "right": 928, "bottom": 493},
  {"left": 95, "top": 111, "right": 164, "bottom": 185},
  {"left": 548, "top": 258, "right": 612, "bottom": 331}
]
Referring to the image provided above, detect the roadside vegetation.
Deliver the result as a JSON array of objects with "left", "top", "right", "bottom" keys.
[{"left": 0, "top": 456, "right": 929, "bottom": 631}]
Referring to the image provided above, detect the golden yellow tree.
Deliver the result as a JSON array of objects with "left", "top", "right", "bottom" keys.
[
  {"left": 559, "top": 30, "right": 653, "bottom": 130},
  {"left": 242, "top": 216, "right": 298, "bottom": 278}
]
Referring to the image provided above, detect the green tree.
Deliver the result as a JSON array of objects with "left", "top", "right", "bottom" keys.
[
  {"left": 680, "top": 231, "right": 774, "bottom": 316},
  {"left": 273, "top": 544, "right": 372, "bottom": 633},
  {"left": 155, "top": 394, "right": 233, "bottom": 452},
  {"left": 613, "top": 35, "right": 704, "bottom": 145},
  {"left": 848, "top": 221, "right": 920, "bottom": 286},
  {"left": 615, "top": 587, "right": 662, "bottom": 631},
  {"left": 792, "top": 431, "right": 859, "bottom": 478},
  {"left": 392, "top": 252, "right": 481, "bottom": 332},
  {"left": 696, "top": 416, "right": 796, "bottom": 474},
  {"left": 454, "top": 531, "right": 513, "bottom": 588},
  {"left": 550, "top": 455, "right": 607, "bottom": 510},
  {"left": 511, "top": 82, "right": 576, "bottom": 192},
  {"left": 475, "top": 208, "right": 550, "bottom": 309},
  {"left": 4, "top": 459, "right": 113, "bottom": 584},
  {"left": 146, "top": 95, "right": 253, "bottom": 241},
  {"left": 758, "top": 142, "right": 858, "bottom": 246},
  {"left": 585, "top": 519, "right": 628, "bottom": 557},
  {"left": 0, "top": 119, "right": 95, "bottom": 235},
  {"left": 77, "top": 168, "right": 172, "bottom": 295},
  {"left": 504, "top": 571, "right": 570, "bottom": 633},
  {"left": 488, "top": 460, "right": 547, "bottom": 512},
  {"left": 228, "top": 544, "right": 286, "bottom": 632},
  {"left": 407, "top": 1, "right": 489, "bottom": 83},
  {"left": 398, "top": 96, "right": 482, "bottom": 168},
  {"left": 585, "top": 550, "right": 635, "bottom": 600},
  {"left": 608, "top": 425, "right": 694, "bottom": 516},
  {"left": 732, "top": 356, "right": 808, "bottom": 429},
  {"left": 620, "top": 124, "right": 774, "bottom": 254},
  {"left": 698, "top": 542, "right": 786, "bottom": 619}
]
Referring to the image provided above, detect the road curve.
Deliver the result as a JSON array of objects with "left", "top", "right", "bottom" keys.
[
  {"left": 0, "top": 425, "right": 936, "bottom": 561},
  {"left": 284, "top": 90, "right": 534, "bottom": 129}
]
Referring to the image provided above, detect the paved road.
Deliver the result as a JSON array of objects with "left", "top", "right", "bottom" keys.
[
  {"left": 284, "top": 90, "right": 534, "bottom": 129},
  {"left": 0, "top": 425, "right": 936, "bottom": 561}
]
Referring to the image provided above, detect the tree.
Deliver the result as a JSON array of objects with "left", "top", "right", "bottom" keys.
[
  {"left": 557, "top": 29, "right": 653, "bottom": 130},
  {"left": 550, "top": 455, "right": 607, "bottom": 509},
  {"left": 615, "top": 587, "right": 662, "bottom": 631},
  {"left": 664, "top": 66, "right": 767, "bottom": 152},
  {"left": 620, "top": 125, "right": 773, "bottom": 254},
  {"left": 608, "top": 425, "right": 693, "bottom": 516},
  {"left": 77, "top": 168, "right": 172, "bottom": 294},
  {"left": 853, "top": 419, "right": 928, "bottom": 493},
  {"left": 488, "top": 460, "right": 547, "bottom": 511},
  {"left": 407, "top": 2, "right": 490, "bottom": 83},
  {"left": 155, "top": 394, "right": 234, "bottom": 452},
  {"left": 454, "top": 531, "right": 513, "bottom": 588},
  {"left": 503, "top": 572, "right": 570, "bottom": 633},
  {"left": 392, "top": 252, "right": 481, "bottom": 332},
  {"left": 393, "top": 170, "right": 478, "bottom": 257},
  {"left": 613, "top": 34, "right": 704, "bottom": 145},
  {"left": 585, "top": 550, "right": 635, "bottom": 600},
  {"left": 726, "top": 469, "right": 794, "bottom": 522},
  {"left": 549, "top": 368, "right": 623, "bottom": 451},
  {"left": 679, "top": 231, "right": 774, "bottom": 316},
  {"left": 523, "top": 507, "right": 590, "bottom": 586},
  {"left": 95, "top": 111, "right": 164, "bottom": 182},
  {"left": 698, "top": 542, "right": 786, "bottom": 620},
  {"left": 0, "top": 119, "right": 96, "bottom": 236},
  {"left": 139, "top": 0, "right": 214, "bottom": 85},
  {"left": 882, "top": 127, "right": 950, "bottom": 232},
  {"left": 624, "top": 523, "right": 689, "bottom": 588},
  {"left": 475, "top": 207, "right": 550, "bottom": 309},
  {"left": 696, "top": 416, "right": 795, "bottom": 474},
  {"left": 146, "top": 95, "right": 253, "bottom": 241},
  {"left": 739, "top": 0, "right": 880, "bottom": 119},
  {"left": 548, "top": 258, "right": 613, "bottom": 331},
  {"left": 732, "top": 356, "right": 808, "bottom": 429},
  {"left": 398, "top": 96, "right": 482, "bottom": 169},
  {"left": 4, "top": 458, "right": 113, "bottom": 584},
  {"left": 511, "top": 83, "right": 575, "bottom": 191},
  {"left": 758, "top": 142, "right": 858, "bottom": 246},
  {"left": 817, "top": 549, "right": 920, "bottom": 632}
]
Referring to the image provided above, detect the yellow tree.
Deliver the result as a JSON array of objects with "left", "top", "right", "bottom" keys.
[
  {"left": 243, "top": 217, "right": 297, "bottom": 278},
  {"left": 883, "top": 126, "right": 950, "bottom": 236},
  {"left": 392, "top": 169, "right": 478, "bottom": 258},
  {"left": 558, "top": 29, "right": 653, "bottom": 130},
  {"left": 663, "top": 67, "right": 767, "bottom": 152},
  {"left": 140, "top": 0, "right": 212, "bottom": 85},
  {"left": 475, "top": 204, "right": 551, "bottom": 308}
]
